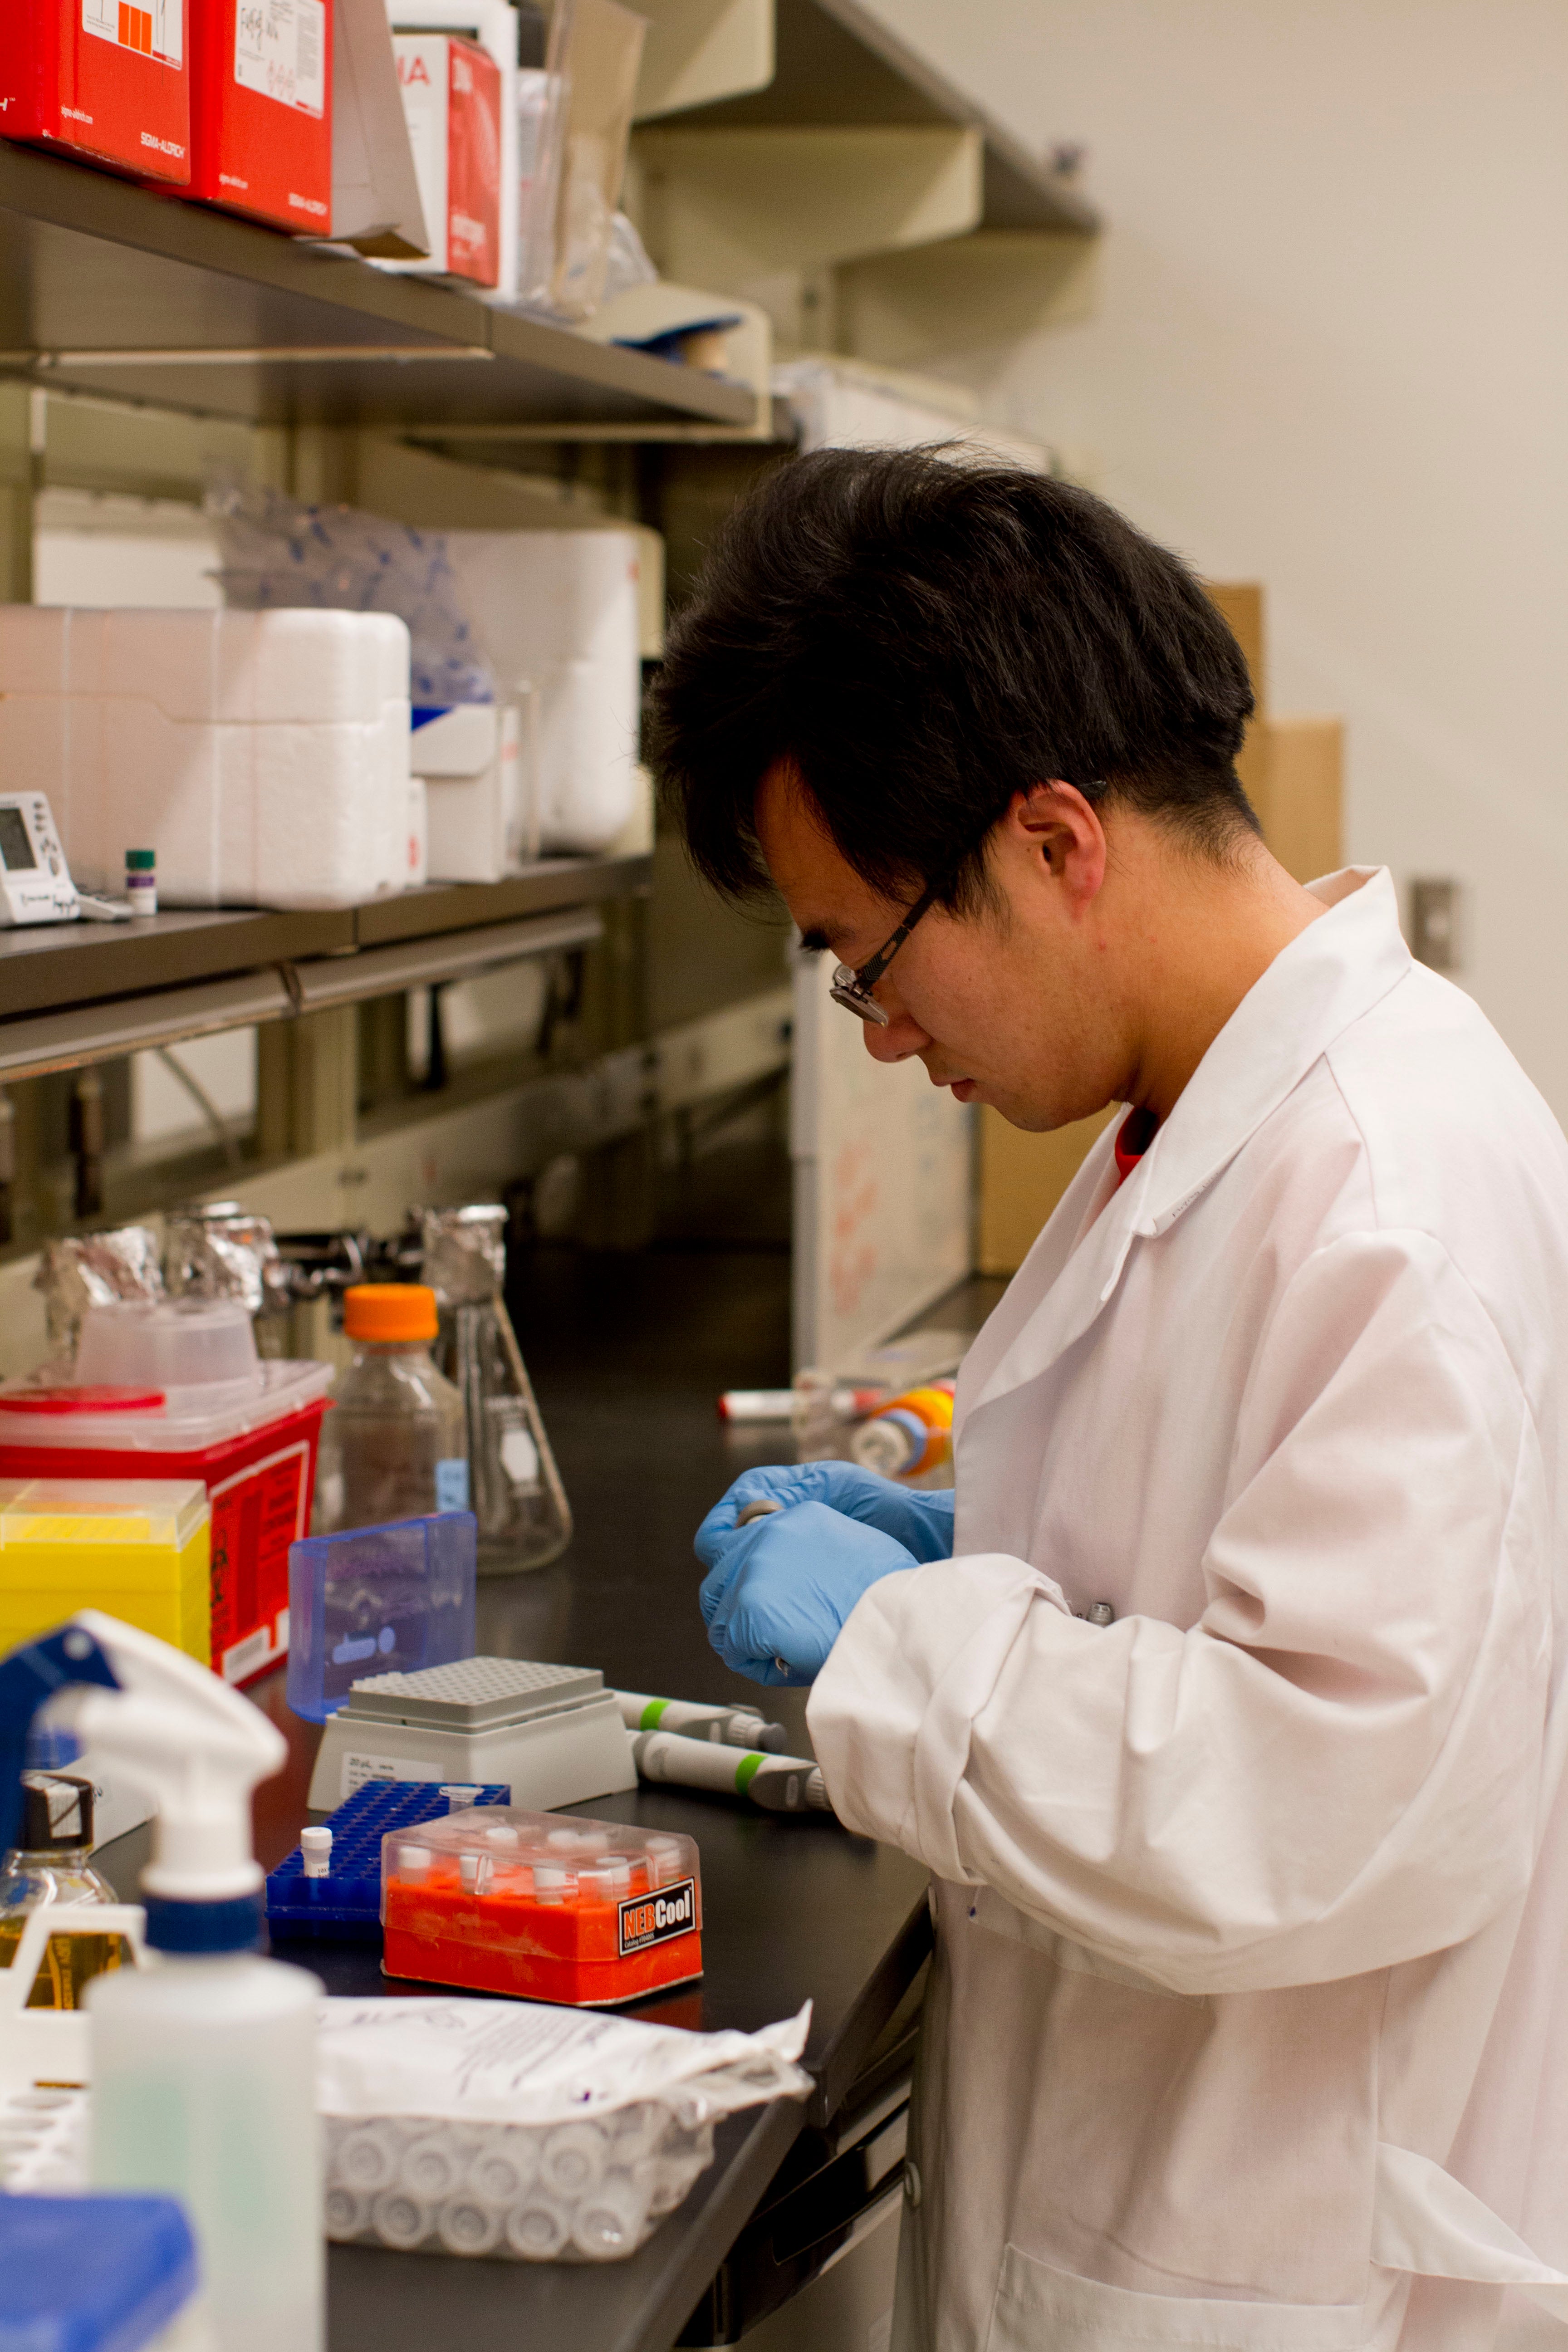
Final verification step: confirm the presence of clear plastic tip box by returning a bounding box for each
[381,1807,701,2007]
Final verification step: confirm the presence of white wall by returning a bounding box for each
[862,0,1568,1119]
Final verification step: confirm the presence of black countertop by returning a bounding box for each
[99,1230,946,2352]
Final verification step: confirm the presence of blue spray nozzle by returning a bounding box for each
[0,1622,120,1857]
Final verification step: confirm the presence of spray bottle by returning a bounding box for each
[1,1611,322,2352]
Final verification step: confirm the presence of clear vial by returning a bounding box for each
[314,1284,468,1533]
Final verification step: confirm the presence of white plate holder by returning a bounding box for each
[0,1899,149,2094]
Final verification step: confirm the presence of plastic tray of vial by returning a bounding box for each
[380,1806,702,2006]
[266,1781,510,1942]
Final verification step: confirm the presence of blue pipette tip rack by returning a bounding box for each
[265,1779,509,1942]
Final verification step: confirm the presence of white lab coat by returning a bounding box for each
[808,868,1568,2352]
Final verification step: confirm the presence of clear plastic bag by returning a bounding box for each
[208,485,494,708]
[317,1997,812,2263]
[517,0,646,322]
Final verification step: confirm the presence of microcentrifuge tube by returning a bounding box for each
[300,1827,332,1878]
[505,2193,572,2260]
[324,2186,371,2239]
[336,2121,403,2193]
[400,2132,465,2200]
[467,2131,539,2206]
[610,2103,664,2165]
[437,2195,504,2257]
[540,2120,608,2199]
[571,2171,652,2259]
[372,2190,435,2251]
[441,1785,482,1813]
[398,1845,431,1881]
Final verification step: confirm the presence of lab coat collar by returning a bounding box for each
[971,867,1412,1414]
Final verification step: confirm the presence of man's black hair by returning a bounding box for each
[647,446,1258,915]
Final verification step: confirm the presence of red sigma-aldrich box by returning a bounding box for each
[0,1362,332,1685]
[188,0,332,231]
[0,0,190,181]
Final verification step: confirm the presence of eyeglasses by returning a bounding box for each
[828,873,948,1028]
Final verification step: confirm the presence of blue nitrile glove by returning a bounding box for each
[697,1499,916,1687]
[696,1460,955,1571]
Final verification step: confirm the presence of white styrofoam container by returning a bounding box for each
[0,608,413,910]
[443,533,640,857]
[412,699,530,883]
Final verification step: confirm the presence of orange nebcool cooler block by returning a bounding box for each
[382,1808,702,2007]
[0,0,190,180]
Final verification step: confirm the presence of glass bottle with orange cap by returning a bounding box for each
[314,1284,469,1535]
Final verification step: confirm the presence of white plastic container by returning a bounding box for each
[55,1614,324,2352]
[443,531,640,855]
[92,1952,322,2352]
[0,608,413,909]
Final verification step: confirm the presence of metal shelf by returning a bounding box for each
[0,144,756,431]
[651,0,1100,236]
[0,855,652,1083]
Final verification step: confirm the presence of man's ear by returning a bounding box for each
[996,782,1108,912]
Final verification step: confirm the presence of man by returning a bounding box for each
[648,449,1568,2351]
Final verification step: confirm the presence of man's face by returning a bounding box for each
[754,763,1131,1132]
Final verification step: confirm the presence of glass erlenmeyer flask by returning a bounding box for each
[421,1204,573,1574]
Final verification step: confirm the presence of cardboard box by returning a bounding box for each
[978,1106,1114,1279]
[1204,580,1268,811]
[189,0,332,230]
[1257,715,1343,885]
[0,0,190,180]
[392,30,500,285]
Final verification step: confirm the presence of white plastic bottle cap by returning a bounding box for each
[533,1866,570,1904]
[398,1845,432,1878]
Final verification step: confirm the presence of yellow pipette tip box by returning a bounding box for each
[0,1479,211,1666]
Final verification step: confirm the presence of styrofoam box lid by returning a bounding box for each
[0,1478,209,1547]
[341,1656,604,1730]
[0,608,410,725]
[0,1360,333,1450]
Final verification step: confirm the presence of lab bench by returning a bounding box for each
[95,1234,943,2351]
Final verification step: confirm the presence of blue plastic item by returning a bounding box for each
[0,2192,195,2352]
[285,1511,477,1724]
[265,1778,509,1942]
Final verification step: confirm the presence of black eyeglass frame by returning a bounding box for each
[827,873,949,1027]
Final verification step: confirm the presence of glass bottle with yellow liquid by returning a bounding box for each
[0,1770,126,2008]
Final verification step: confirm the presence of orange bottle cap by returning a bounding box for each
[343,1284,439,1344]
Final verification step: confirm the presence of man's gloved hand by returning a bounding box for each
[696,1499,916,1686]
[697,1460,955,1568]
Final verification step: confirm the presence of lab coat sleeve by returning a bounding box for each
[807,1230,1551,1996]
